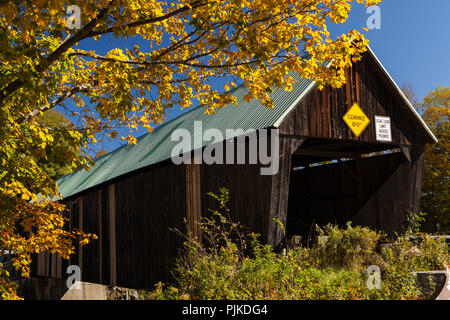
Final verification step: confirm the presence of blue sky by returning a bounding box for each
[330,0,450,100]
[74,1,450,154]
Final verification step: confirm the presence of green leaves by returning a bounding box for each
[419,86,450,233]
[152,199,447,300]
[0,0,381,298]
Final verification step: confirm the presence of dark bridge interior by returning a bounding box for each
[286,137,407,240]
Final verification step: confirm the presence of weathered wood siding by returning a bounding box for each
[186,163,202,240]
[35,163,188,289]
[267,137,304,246]
[29,53,431,290]
[200,162,273,241]
[113,163,186,289]
[278,52,428,147]
[351,145,425,234]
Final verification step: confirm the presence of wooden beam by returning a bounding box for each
[108,184,116,286]
[354,153,363,207]
[78,196,83,280]
[267,138,305,247]
[57,254,62,279]
[97,189,103,284]
[36,252,46,277]
[185,164,201,241]
[400,145,411,163]
[293,148,356,159]
[51,253,56,278]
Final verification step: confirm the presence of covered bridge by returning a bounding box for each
[31,47,437,289]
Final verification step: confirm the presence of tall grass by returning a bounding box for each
[150,188,448,300]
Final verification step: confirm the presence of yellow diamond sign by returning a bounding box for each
[343,103,370,137]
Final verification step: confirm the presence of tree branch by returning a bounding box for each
[67,51,261,69]
[0,1,114,104]
[18,84,90,124]
[84,1,210,38]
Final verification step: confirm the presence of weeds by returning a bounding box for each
[150,188,449,300]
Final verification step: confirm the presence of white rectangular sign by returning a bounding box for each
[375,116,392,142]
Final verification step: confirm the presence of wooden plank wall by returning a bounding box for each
[108,184,116,286]
[199,138,274,243]
[81,191,100,283]
[352,145,425,234]
[200,163,273,241]
[267,137,305,246]
[278,52,427,147]
[185,164,201,240]
[32,162,187,289]
[114,163,186,289]
[32,197,81,280]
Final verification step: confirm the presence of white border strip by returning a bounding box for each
[367,46,437,143]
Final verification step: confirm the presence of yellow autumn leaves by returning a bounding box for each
[0,0,380,299]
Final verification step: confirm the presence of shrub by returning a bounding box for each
[312,222,383,270]
[381,234,448,271]
[150,188,449,300]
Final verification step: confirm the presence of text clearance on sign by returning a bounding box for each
[343,103,370,137]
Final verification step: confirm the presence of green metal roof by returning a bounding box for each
[55,47,439,199]
[56,73,316,199]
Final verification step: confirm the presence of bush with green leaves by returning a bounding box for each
[149,188,449,300]
[312,222,384,270]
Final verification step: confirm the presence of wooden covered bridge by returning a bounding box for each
[31,47,437,290]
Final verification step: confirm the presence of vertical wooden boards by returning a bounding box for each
[200,162,273,242]
[185,164,201,241]
[78,196,83,280]
[351,145,425,235]
[114,163,186,289]
[277,52,428,148]
[108,183,116,286]
[199,138,274,243]
[31,163,187,288]
[98,189,103,284]
[352,163,410,234]
[50,254,56,278]
[81,192,101,283]
[267,138,305,247]
[409,143,426,215]
[36,252,48,277]
[99,185,110,285]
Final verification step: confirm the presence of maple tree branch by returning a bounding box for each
[0,1,214,105]
[68,51,262,69]
[0,1,114,104]
[18,84,90,125]
[84,1,210,38]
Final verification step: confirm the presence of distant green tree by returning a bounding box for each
[402,84,449,234]
[418,86,450,233]
[35,109,83,180]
